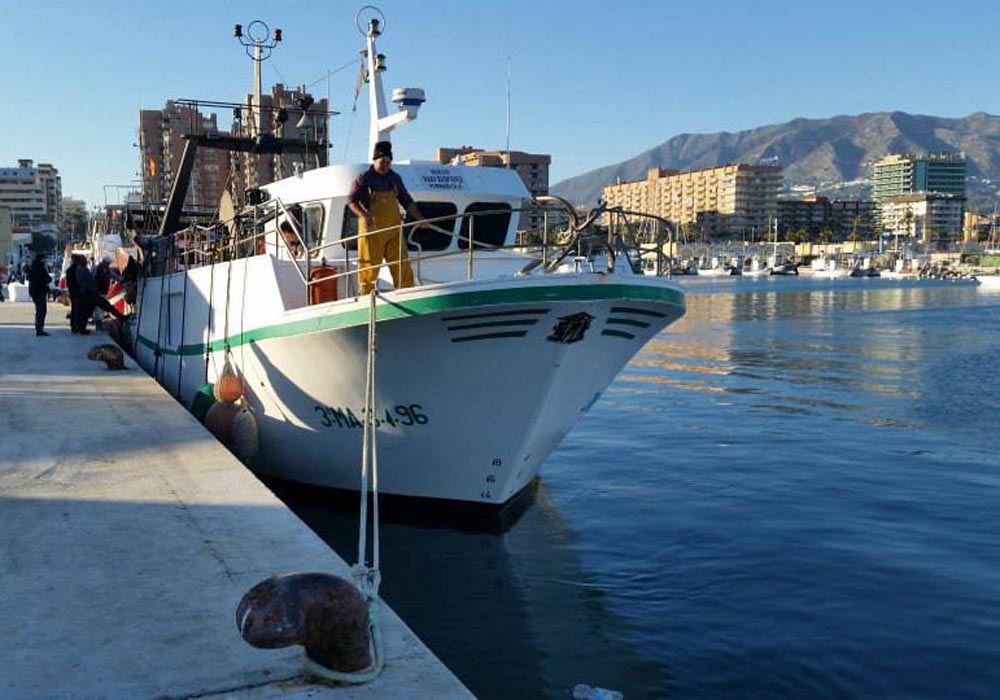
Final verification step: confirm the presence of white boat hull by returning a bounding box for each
[696,267,731,277]
[129,259,685,504]
[810,268,852,279]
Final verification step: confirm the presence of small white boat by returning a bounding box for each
[805,256,851,279]
[975,274,1000,289]
[696,256,735,277]
[740,257,770,277]
[879,258,917,280]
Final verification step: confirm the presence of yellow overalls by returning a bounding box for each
[358,189,415,294]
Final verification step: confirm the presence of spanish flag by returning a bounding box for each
[149,156,157,177]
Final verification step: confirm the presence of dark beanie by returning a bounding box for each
[373,141,393,160]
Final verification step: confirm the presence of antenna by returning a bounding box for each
[505,55,511,168]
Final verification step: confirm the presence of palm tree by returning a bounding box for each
[900,208,914,237]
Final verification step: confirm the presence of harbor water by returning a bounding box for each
[275,277,1000,699]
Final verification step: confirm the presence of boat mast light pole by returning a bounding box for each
[357,6,425,155]
[234,20,282,138]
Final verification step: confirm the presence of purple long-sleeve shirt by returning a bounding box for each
[347,167,414,211]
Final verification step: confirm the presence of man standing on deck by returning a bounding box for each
[346,141,425,294]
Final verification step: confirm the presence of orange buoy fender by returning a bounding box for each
[214,356,245,403]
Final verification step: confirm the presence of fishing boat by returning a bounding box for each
[879,257,918,280]
[740,255,769,277]
[803,254,851,279]
[696,255,735,277]
[764,219,797,275]
[975,273,1000,289]
[124,12,686,506]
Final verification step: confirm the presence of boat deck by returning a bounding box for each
[0,301,473,699]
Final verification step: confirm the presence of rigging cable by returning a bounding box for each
[133,263,147,366]
[220,229,236,378]
[175,265,189,399]
[342,58,365,164]
[204,247,216,383]
[152,239,170,382]
[238,214,250,386]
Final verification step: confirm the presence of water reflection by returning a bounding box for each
[625,281,992,429]
[268,479,671,699]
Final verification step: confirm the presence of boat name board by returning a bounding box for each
[315,403,429,429]
[419,168,466,190]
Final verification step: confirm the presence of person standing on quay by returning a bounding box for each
[66,254,90,335]
[92,256,112,330]
[27,254,52,336]
[75,256,97,334]
[347,140,426,294]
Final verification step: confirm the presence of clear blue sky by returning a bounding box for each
[5,0,1000,209]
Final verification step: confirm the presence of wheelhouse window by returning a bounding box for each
[458,202,512,250]
[302,204,325,257]
[284,203,325,256]
[406,202,456,251]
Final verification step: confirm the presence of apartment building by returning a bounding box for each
[829,199,877,239]
[871,153,966,242]
[871,153,966,201]
[879,193,965,248]
[435,147,551,230]
[235,84,330,195]
[778,195,876,238]
[0,159,62,238]
[603,164,782,238]
[777,195,829,235]
[139,85,328,212]
[139,102,231,212]
[0,206,12,265]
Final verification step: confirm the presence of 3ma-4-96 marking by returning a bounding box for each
[314,404,429,429]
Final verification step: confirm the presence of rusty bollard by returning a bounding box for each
[236,573,372,673]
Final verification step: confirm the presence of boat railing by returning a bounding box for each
[148,196,675,301]
[602,206,677,277]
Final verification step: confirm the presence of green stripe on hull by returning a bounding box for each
[135,282,684,357]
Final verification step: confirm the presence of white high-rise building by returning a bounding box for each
[0,159,63,239]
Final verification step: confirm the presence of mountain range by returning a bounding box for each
[551,111,1000,211]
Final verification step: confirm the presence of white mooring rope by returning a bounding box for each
[309,289,385,684]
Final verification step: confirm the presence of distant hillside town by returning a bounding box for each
[601,151,987,248]
[554,111,1000,247]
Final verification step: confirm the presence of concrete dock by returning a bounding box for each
[0,301,474,699]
